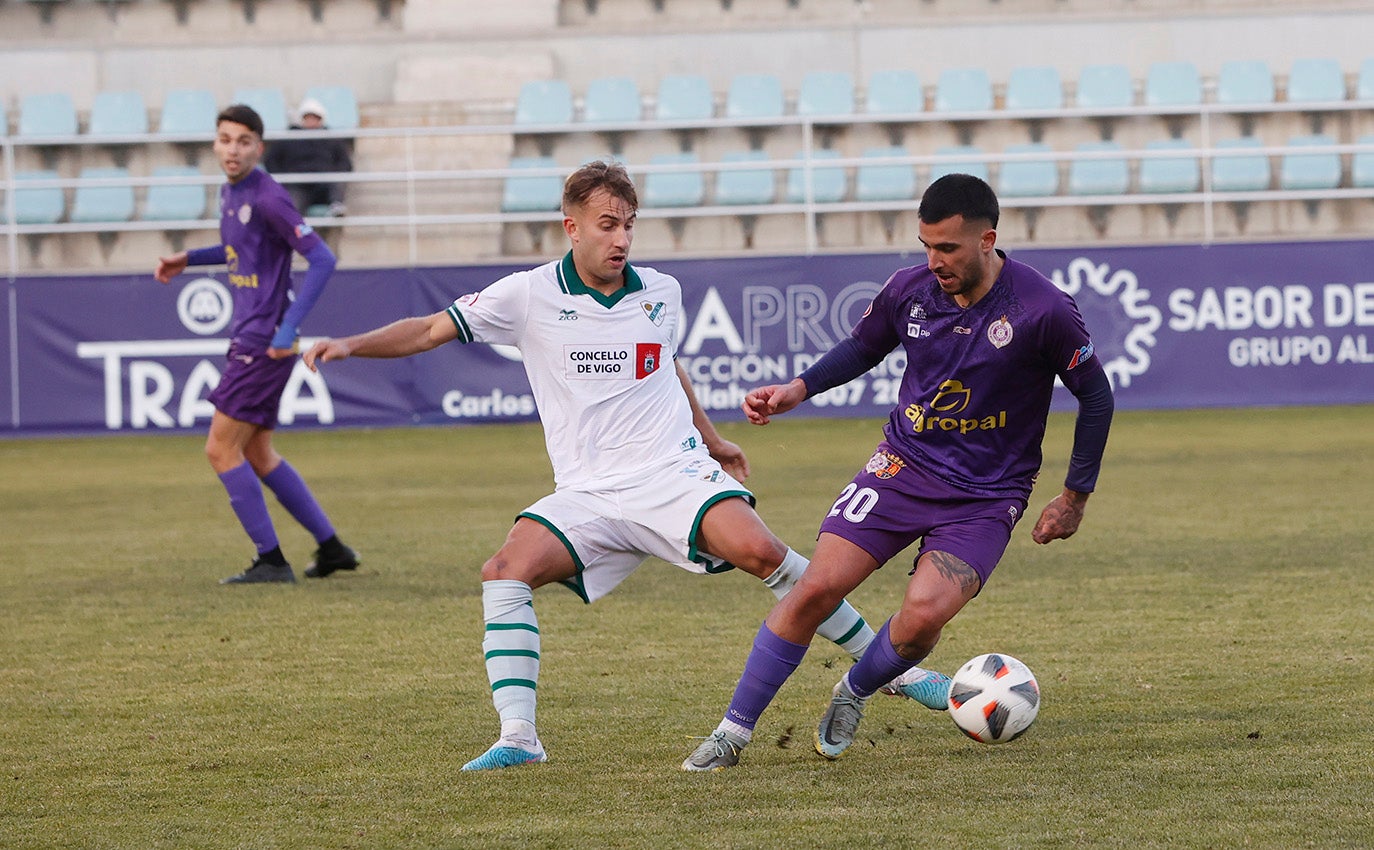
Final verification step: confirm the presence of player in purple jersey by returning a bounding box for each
[683,174,1114,770]
[154,104,358,585]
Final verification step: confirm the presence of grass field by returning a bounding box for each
[3,405,1372,849]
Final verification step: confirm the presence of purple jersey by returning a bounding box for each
[216,168,321,348]
[853,253,1103,498]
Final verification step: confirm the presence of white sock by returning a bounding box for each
[481,579,540,748]
[763,548,875,661]
[717,719,754,745]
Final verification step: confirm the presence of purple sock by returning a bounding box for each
[723,624,809,731]
[218,462,279,554]
[261,461,334,543]
[847,619,920,698]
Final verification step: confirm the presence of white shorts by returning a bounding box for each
[518,454,753,603]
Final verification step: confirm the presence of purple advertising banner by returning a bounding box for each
[4,240,1372,436]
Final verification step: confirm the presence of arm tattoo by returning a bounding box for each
[917,550,982,595]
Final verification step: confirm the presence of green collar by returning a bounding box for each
[556,251,643,308]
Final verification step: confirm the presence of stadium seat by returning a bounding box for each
[798,71,856,117]
[1216,60,1276,136]
[70,167,135,223]
[1138,139,1201,194]
[515,80,574,155]
[158,88,218,137]
[1005,66,1064,111]
[230,87,289,134]
[303,85,360,131]
[500,156,562,213]
[0,102,8,136]
[1351,135,1374,188]
[864,69,923,145]
[1286,58,1346,103]
[1075,64,1134,109]
[654,74,714,122]
[856,146,915,202]
[1067,141,1129,196]
[654,74,714,152]
[88,90,149,137]
[1211,137,1271,192]
[19,92,78,137]
[715,150,776,247]
[1279,134,1342,190]
[930,145,988,183]
[934,67,993,113]
[1145,61,1202,107]
[997,143,1058,198]
[643,152,705,208]
[1358,58,1374,101]
[785,148,847,205]
[583,77,641,124]
[715,150,775,206]
[725,73,784,149]
[143,166,209,221]
[3,170,64,225]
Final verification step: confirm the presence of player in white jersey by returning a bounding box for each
[303,161,939,771]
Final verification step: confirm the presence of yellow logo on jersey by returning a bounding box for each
[903,379,1006,435]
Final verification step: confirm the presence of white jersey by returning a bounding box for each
[446,253,706,491]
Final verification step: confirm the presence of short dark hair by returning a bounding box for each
[918,173,1000,229]
[216,104,265,139]
[562,160,638,215]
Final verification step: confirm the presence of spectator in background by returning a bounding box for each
[264,97,353,217]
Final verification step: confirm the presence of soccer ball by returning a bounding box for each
[947,653,1041,744]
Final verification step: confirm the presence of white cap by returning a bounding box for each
[297,97,328,124]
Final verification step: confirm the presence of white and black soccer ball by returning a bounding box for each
[947,653,1041,744]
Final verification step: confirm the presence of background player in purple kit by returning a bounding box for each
[154,104,358,585]
[683,173,1114,770]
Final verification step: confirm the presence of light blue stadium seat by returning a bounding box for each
[1286,58,1346,103]
[654,74,714,121]
[798,71,855,117]
[19,92,78,137]
[1211,137,1271,192]
[997,143,1058,198]
[1217,60,1276,105]
[786,149,846,204]
[1005,66,1063,111]
[158,88,218,136]
[500,156,562,213]
[930,145,988,183]
[864,69,923,145]
[1280,134,1342,190]
[303,85,360,131]
[856,146,915,202]
[515,80,573,156]
[643,152,705,208]
[1138,139,1200,194]
[715,150,775,206]
[88,90,149,137]
[934,67,993,113]
[725,73,785,121]
[70,167,135,223]
[1075,64,1134,109]
[583,77,642,124]
[144,166,209,221]
[1145,61,1202,107]
[1351,135,1374,188]
[1068,141,1129,195]
[1358,59,1374,101]
[230,87,288,134]
[3,170,64,224]
[865,69,923,115]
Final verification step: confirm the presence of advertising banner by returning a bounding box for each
[3,240,1372,436]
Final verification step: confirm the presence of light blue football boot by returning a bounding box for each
[461,740,548,771]
[882,666,953,711]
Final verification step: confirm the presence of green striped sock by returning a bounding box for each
[481,580,540,734]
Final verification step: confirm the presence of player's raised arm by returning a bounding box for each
[303,311,459,371]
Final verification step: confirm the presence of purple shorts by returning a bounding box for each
[816,442,1028,589]
[207,340,295,428]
